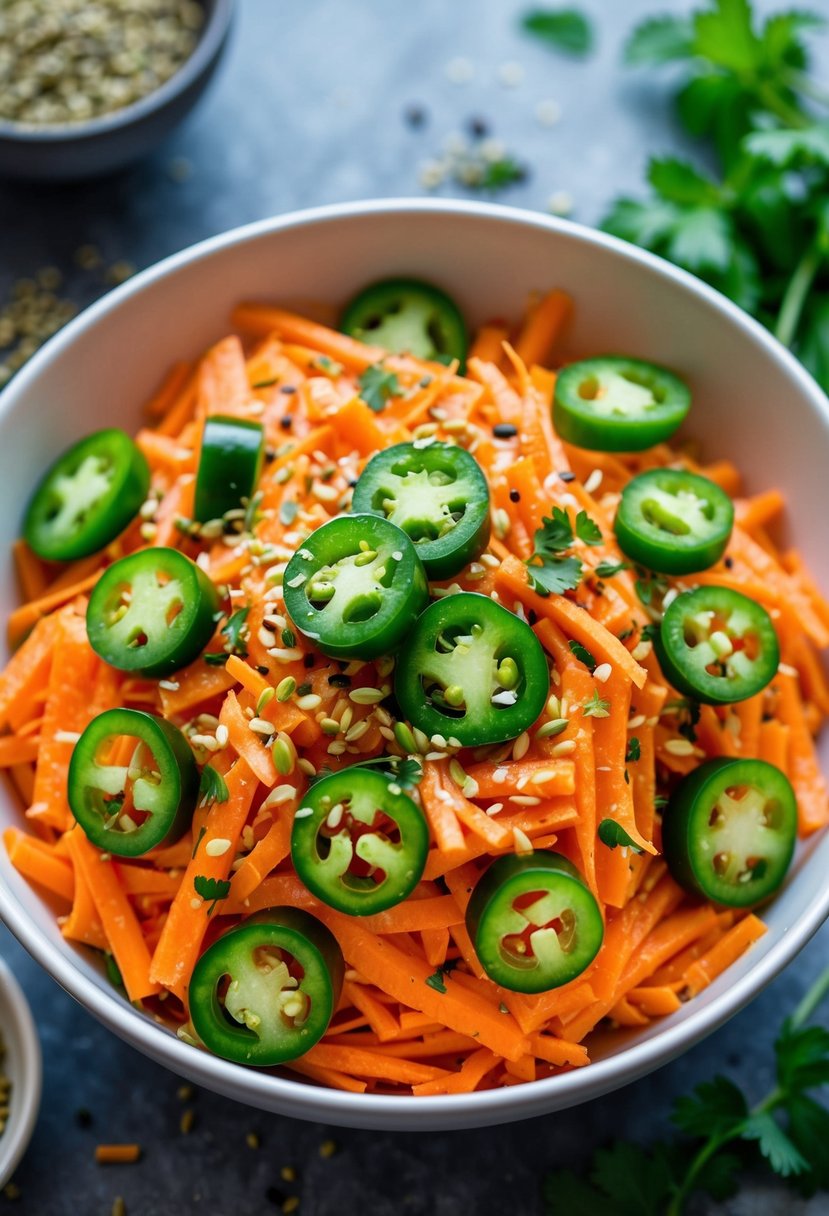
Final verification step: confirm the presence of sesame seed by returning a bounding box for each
[583,469,603,495]
[513,827,533,855]
[512,732,530,760]
[215,724,229,748]
[664,738,695,756]
[349,687,385,705]
[294,807,314,819]
[445,56,474,83]
[551,740,576,757]
[296,693,322,711]
[205,838,231,858]
[249,717,275,736]
[631,640,653,661]
[319,1139,338,1159]
[627,714,646,730]
[54,729,81,744]
[593,663,612,683]
[535,98,562,127]
[547,190,574,217]
[508,795,541,806]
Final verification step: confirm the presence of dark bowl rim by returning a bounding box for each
[0,0,234,146]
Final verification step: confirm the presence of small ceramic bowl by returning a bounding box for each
[0,0,234,182]
[1,200,828,1130]
[0,955,41,1187]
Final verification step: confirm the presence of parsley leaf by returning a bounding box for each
[568,640,596,671]
[625,737,641,763]
[358,364,403,413]
[193,874,231,914]
[425,969,447,994]
[521,8,593,56]
[480,157,527,190]
[625,15,694,64]
[534,508,574,555]
[582,689,611,718]
[746,123,829,169]
[526,556,584,597]
[198,765,229,807]
[742,1112,809,1177]
[598,820,643,852]
[574,510,603,546]
[775,1022,829,1091]
[648,156,722,206]
[672,1076,748,1139]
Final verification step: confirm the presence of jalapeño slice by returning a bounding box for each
[68,708,199,857]
[189,908,344,1066]
[655,585,779,704]
[23,428,150,561]
[351,441,490,579]
[662,758,797,908]
[466,851,604,993]
[282,514,428,661]
[340,277,468,367]
[615,469,734,575]
[394,592,550,747]
[87,547,220,678]
[553,356,691,452]
[291,767,429,915]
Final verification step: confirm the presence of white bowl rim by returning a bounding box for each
[2,196,829,1124]
[0,955,41,1185]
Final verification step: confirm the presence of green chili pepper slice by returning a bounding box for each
[340,277,468,367]
[615,469,734,575]
[655,586,779,705]
[87,547,220,678]
[291,767,429,915]
[553,356,691,452]
[351,442,490,580]
[23,428,150,561]
[662,758,797,908]
[394,592,550,747]
[189,907,344,1066]
[282,514,428,661]
[466,851,604,993]
[68,708,199,857]
[193,415,265,524]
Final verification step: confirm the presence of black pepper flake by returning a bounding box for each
[257,665,270,676]
[75,1108,93,1128]
[280,385,297,395]
[468,115,490,139]
[558,470,576,482]
[528,609,538,626]
[347,478,359,488]
[328,674,351,688]
[493,423,517,439]
[264,447,277,463]
[509,489,521,503]
[280,416,293,430]
[265,1186,287,1206]
[303,653,315,669]
[724,556,734,569]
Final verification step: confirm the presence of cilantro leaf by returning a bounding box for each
[358,363,404,413]
[198,765,229,807]
[693,0,761,74]
[595,559,629,578]
[775,1022,829,1091]
[742,1112,809,1177]
[191,825,207,858]
[598,819,642,852]
[648,156,722,206]
[672,1075,748,1139]
[521,8,593,56]
[745,123,829,168]
[667,206,733,273]
[534,508,574,555]
[350,754,423,790]
[625,15,694,65]
[582,689,611,718]
[480,157,527,190]
[526,556,584,598]
[222,606,250,658]
[193,874,231,914]
[574,510,603,546]
[693,1150,742,1200]
[425,969,447,994]
[589,1142,675,1216]
[568,640,596,671]
[542,1169,616,1216]
[626,737,641,763]
[603,197,679,250]
[788,1095,829,1194]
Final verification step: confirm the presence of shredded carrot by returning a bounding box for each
[2,284,825,1099]
[94,1144,142,1165]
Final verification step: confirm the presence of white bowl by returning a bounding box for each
[0,955,41,1185]
[1,200,828,1131]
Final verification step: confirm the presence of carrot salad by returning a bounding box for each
[1,279,828,1097]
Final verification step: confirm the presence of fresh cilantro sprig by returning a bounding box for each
[543,964,829,1213]
[582,689,611,718]
[193,874,231,915]
[358,364,404,413]
[604,0,829,391]
[198,764,229,808]
[525,507,603,597]
[598,820,643,852]
[521,8,594,56]
[204,606,250,666]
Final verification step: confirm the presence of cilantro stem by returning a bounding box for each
[784,70,829,112]
[756,83,809,130]
[789,963,829,1028]
[775,236,824,349]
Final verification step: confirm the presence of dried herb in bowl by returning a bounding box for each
[0,0,205,128]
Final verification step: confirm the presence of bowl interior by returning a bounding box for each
[1,201,828,1130]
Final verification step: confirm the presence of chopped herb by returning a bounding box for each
[222,606,250,658]
[525,508,602,597]
[625,737,641,763]
[281,628,296,648]
[312,355,344,377]
[354,755,423,790]
[598,819,643,851]
[535,507,575,555]
[194,874,231,915]
[203,652,229,666]
[425,969,448,993]
[575,510,603,546]
[104,953,124,989]
[279,500,298,526]
[357,363,404,413]
[191,825,207,858]
[252,376,279,389]
[522,7,594,56]
[296,682,312,696]
[582,689,611,718]
[595,559,630,578]
[527,556,584,598]
[327,674,351,688]
[198,765,229,808]
[480,156,527,189]
[568,640,596,671]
